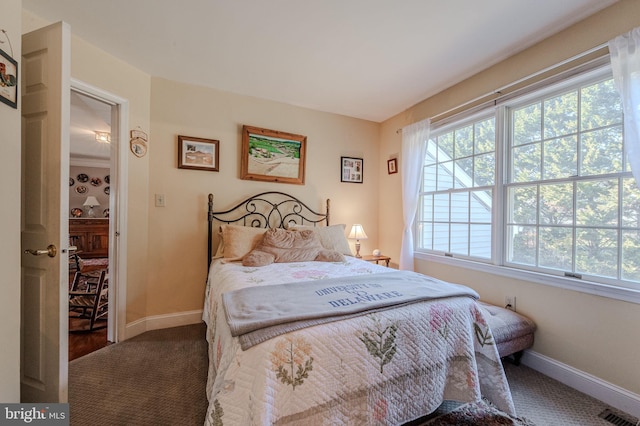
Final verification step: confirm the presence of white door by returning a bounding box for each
[21,21,71,403]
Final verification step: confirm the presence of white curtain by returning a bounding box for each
[399,118,430,270]
[609,27,640,190]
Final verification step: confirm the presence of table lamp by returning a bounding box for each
[348,224,368,258]
[83,196,100,218]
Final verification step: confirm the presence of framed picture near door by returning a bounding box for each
[177,135,220,172]
[0,48,18,109]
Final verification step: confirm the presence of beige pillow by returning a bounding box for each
[289,224,353,256]
[212,240,224,259]
[211,228,225,259]
[242,228,345,267]
[220,225,268,261]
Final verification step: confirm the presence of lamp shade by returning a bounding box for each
[348,224,368,240]
[83,196,100,207]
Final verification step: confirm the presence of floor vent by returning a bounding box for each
[598,409,637,426]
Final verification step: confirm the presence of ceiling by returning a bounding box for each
[70,91,111,161]
[24,0,617,123]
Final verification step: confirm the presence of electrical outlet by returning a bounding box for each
[505,296,516,312]
[155,194,166,207]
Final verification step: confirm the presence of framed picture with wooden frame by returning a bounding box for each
[177,135,220,171]
[341,156,363,183]
[387,158,398,174]
[241,125,306,185]
[0,48,18,109]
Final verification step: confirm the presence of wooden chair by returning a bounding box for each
[69,251,83,273]
[69,269,108,332]
[68,236,83,273]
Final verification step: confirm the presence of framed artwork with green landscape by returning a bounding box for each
[241,125,307,185]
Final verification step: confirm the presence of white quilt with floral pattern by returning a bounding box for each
[203,257,514,425]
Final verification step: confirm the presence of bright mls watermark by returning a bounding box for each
[1,404,69,425]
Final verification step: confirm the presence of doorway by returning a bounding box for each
[68,81,129,359]
[68,89,112,360]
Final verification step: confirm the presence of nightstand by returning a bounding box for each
[361,254,391,267]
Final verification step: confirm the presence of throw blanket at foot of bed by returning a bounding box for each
[222,270,479,349]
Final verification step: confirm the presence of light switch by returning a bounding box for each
[155,194,166,207]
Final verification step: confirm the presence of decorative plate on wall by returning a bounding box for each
[90,177,102,186]
[130,138,147,158]
[77,173,88,183]
[75,185,87,194]
[104,186,110,195]
[104,175,110,184]
[103,208,110,218]
[71,208,83,218]
[69,177,75,186]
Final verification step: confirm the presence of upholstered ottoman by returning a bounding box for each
[478,301,536,365]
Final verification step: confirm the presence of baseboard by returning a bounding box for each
[522,350,640,420]
[124,309,203,340]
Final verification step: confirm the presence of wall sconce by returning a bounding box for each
[348,224,368,258]
[95,131,111,143]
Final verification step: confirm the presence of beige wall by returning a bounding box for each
[379,0,640,395]
[68,31,152,325]
[23,10,153,324]
[147,78,380,316]
[20,10,380,326]
[0,0,22,403]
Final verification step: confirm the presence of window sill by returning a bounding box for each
[414,252,640,305]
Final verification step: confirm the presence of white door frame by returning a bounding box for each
[70,79,128,343]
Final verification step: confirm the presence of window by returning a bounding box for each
[417,65,640,293]
[417,115,495,259]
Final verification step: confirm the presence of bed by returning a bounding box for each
[203,192,515,425]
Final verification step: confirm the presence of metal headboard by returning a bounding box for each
[207,192,330,269]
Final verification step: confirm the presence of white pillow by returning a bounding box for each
[289,224,353,256]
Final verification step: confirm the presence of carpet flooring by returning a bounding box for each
[69,323,638,426]
[69,324,208,426]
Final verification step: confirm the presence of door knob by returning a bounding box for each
[24,244,57,258]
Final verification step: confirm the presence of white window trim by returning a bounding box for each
[415,251,640,304]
